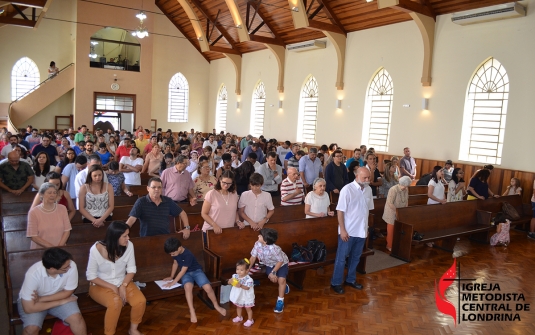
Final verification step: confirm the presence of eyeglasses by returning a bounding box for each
[220,181,233,186]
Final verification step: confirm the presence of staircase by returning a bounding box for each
[8,63,75,132]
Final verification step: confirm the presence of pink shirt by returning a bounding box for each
[238,190,274,225]
[202,189,239,232]
[161,167,194,202]
[27,204,72,249]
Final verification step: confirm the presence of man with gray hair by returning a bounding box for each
[331,167,374,294]
[161,154,197,206]
[299,147,323,190]
[240,134,252,151]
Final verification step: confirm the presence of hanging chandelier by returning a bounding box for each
[132,11,149,38]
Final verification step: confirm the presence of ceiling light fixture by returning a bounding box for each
[132,10,149,39]
[292,6,299,12]
[366,0,373,2]
[236,24,242,29]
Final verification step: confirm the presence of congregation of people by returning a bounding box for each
[1,124,533,334]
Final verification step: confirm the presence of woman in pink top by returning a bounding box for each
[201,170,241,234]
[27,182,72,249]
[142,144,163,177]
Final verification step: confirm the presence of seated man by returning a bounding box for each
[126,177,191,238]
[18,248,87,335]
[280,167,304,206]
[0,151,34,195]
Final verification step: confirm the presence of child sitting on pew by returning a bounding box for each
[228,258,255,327]
[249,228,290,313]
[490,213,511,247]
[163,237,226,323]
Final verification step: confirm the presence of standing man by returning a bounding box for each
[18,248,87,335]
[400,147,417,180]
[61,155,88,201]
[284,143,301,171]
[0,151,35,195]
[325,150,348,194]
[188,128,195,141]
[119,147,144,188]
[365,152,383,198]
[299,147,323,191]
[276,141,291,168]
[280,167,304,206]
[160,155,197,206]
[115,137,133,163]
[241,142,264,164]
[134,132,149,156]
[202,134,218,152]
[257,152,283,197]
[74,125,92,144]
[331,167,374,294]
[240,135,252,152]
[345,148,362,169]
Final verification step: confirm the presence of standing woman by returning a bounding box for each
[382,176,411,251]
[467,169,498,200]
[142,144,163,177]
[193,160,217,201]
[79,165,115,227]
[108,135,118,157]
[427,166,447,204]
[31,172,76,221]
[32,152,51,191]
[390,156,401,179]
[201,170,242,235]
[55,148,77,173]
[27,183,71,249]
[447,168,467,202]
[86,221,146,335]
[379,162,399,198]
[48,61,60,78]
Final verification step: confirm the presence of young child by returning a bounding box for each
[228,258,255,327]
[490,213,511,246]
[249,228,290,313]
[502,177,522,196]
[163,237,226,322]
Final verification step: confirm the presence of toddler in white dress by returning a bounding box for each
[228,258,255,327]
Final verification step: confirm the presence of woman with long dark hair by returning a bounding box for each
[234,160,256,195]
[467,169,498,200]
[79,165,114,227]
[427,165,446,204]
[55,148,77,174]
[201,170,241,234]
[447,168,467,202]
[32,151,51,191]
[87,221,146,335]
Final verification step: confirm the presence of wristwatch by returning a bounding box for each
[184,226,190,230]
[271,270,277,276]
[264,217,269,223]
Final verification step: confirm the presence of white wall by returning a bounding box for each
[210,2,535,171]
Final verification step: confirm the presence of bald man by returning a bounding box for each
[280,167,304,206]
[331,167,373,294]
[0,151,35,195]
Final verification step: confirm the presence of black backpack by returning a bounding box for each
[307,239,326,263]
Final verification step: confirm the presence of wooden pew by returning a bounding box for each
[370,194,430,234]
[408,186,428,195]
[475,195,532,230]
[204,217,374,290]
[0,191,37,203]
[391,201,492,262]
[5,231,218,334]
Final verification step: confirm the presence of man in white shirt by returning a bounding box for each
[202,134,218,151]
[119,147,144,187]
[276,141,291,167]
[331,167,374,294]
[74,154,108,208]
[18,248,87,335]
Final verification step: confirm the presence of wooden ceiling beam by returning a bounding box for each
[377,0,435,20]
[316,0,346,34]
[0,16,34,27]
[249,34,284,46]
[308,19,344,35]
[10,0,45,8]
[189,0,240,49]
[176,0,211,52]
[209,45,241,55]
[249,1,283,41]
[12,4,29,20]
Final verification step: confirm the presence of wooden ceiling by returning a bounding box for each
[0,0,50,28]
[157,0,515,62]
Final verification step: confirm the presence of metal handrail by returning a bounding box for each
[8,62,75,133]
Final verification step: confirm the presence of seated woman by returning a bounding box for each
[79,165,115,227]
[193,159,217,201]
[467,169,498,200]
[32,151,51,191]
[31,172,76,221]
[234,160,255,196]
[215,153,235,179]
[27,182,71,249]
[427,165,447,204]
[201,170,241,234]
[87,221,146,335]
[502,177,522,196]
[107,161,132,197]
[142,143,163,177]
[379,162,399,198]
[447,168,466,202]
[382,176,411,251]
[238,173,275,230]
[54,148,76,174]
[304,178,334,219]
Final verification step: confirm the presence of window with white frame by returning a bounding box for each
[459,58,509,165]
[11,57,40,101]
[250,81,266,137]
[168,73,189,122]
[361,68,394,152]
[297,76,319,143]
[215,85,228,132]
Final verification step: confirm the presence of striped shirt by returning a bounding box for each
[287,156,300,171]
[280,177,304,206]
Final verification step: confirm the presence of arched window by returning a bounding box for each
[168,73,189,122]
[250,81,266,137]
[361,68,394,152]
[297,76,319,143]
[459,58,509,165]
[215,85,228,132]
[11,57,40,101]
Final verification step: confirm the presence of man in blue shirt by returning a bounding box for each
[241,142,264,164]
[345,148,362,169]
[298,147,323,189]
[31,135,58,166]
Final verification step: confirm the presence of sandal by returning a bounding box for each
[232,316,243,323]
[243,319,254,327]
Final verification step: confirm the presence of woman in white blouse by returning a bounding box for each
[86,221,146,335]
[427,166,447,205]
[304,178,334,218]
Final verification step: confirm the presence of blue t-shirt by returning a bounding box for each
[284,151,294,161]
[172,248,203,272]
[96,151,112,165]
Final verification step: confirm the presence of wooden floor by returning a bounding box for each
[38,230,535,335]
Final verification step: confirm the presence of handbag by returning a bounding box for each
[412,231,424,241]
[502,202,520,220]
[307,239,327,262]
[290,243,313,262]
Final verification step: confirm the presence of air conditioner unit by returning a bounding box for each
[452,2,526,25]
[287,40,326,52]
